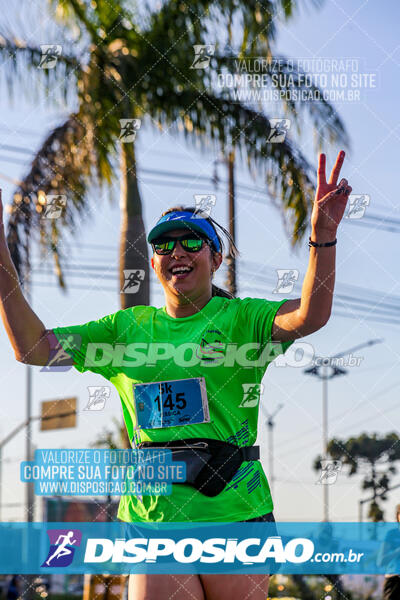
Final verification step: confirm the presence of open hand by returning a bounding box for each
[311,151,352,240]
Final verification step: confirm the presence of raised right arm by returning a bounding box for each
[0,190,50,365]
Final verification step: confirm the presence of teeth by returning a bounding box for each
[172,267,192,274]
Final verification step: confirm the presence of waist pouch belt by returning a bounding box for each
[137,438,260,497]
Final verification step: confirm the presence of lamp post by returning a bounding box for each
[0,411,76,520]
[304,338,384,521]
[263,404,283,495]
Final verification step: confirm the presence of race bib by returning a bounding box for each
[133,377,210,429]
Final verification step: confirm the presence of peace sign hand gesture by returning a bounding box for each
[310,150,352,242]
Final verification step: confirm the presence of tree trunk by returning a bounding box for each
[225,148,236,296]
[119,142,149,309]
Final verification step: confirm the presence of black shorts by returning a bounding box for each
[241,511,277,538]
[241,511,275,523]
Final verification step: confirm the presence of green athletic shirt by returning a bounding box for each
[52,296,294,522]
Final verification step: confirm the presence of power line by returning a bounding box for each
[33,252,400,313]
[0,125,43,137]
[0,154,29,166]
[1,151,399,232]
[240,277,400,317]
[0,134,399,221]
[0,144,33,155]
[275,381,400,461]
[30,261,400,325]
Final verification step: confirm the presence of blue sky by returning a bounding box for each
[0,0,399,522]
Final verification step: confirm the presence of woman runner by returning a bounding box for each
[0,151,351,599]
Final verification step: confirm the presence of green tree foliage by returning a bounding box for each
[0,0,348,308]
[314,432,400,521]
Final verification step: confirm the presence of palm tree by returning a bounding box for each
[0,0,348,309]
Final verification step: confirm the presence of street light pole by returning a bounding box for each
[226,148,236,297]
[304,338,384,522]
[322,365,329,522]
[264,404,283,495]
[0,412,76,520]
[23,274,34,526]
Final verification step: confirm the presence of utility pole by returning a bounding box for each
[321,363,329,523]
[264,404,283,494]
[23,273,34,526]
[226,149,236,296]
[0,410,77,508]
[304,338,384,522]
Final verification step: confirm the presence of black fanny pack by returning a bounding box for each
[136,438,260,497]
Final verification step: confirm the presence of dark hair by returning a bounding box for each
[159,206,239,299]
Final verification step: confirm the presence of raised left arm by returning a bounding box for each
[272,150,352,342]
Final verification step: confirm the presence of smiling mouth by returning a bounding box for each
[170,266,194,277]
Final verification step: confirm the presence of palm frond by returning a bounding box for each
[139,87,346,243]
[6,114,104,287]
[0,34,82,104]
[48,0,138,44]
[3,0,349,294]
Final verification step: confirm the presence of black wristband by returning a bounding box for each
[308,236,337,248]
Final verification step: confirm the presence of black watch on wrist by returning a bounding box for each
[308,236,337,248]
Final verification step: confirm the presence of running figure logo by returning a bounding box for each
[85,386,111,411]
[344,194,370,219]
[267,119,291,143]
[239,384,264,408]
[41,529,82,567]
[192,194,216,218]
[190,45,215,69]
[316,460,342,485]
[119,119,141,143]
[38,45,62,69]
[42,195,67,219]
[273,269,299,294]
[41,333,81,372]
[121,269,145,294]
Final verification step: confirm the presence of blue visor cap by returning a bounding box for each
[147,210,221,252]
